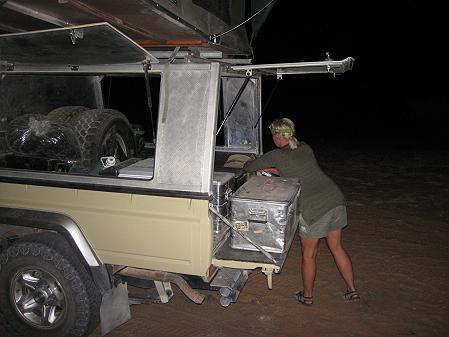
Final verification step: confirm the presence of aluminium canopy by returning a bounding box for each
[0,0,276,58]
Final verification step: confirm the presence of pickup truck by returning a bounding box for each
[0,19,353,337]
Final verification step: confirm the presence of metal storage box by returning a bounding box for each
[212,172,236,246]
[230,176,301,253]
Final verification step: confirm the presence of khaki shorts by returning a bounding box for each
[298,205,347,239]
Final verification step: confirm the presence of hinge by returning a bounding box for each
[0,61,14,71]
[69,28,84,45]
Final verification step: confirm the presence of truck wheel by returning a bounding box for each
[72,109,136,170]
[0,233,101,337]
[46,106,89,124]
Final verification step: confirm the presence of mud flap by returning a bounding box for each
[100,282,131,336]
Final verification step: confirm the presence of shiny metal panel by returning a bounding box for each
[154,63,219,193]
[218,76,261,154]
[0,0,261,56]
[3,1,72,27]
[0,63,146,74]
[0,23,158,68]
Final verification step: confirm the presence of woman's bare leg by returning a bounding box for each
[300,237,320,297]
[326,229,356,291]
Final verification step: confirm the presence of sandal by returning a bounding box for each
[295,291,313,306]
[344,290,361,302]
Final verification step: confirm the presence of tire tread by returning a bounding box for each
[0,233,100,337]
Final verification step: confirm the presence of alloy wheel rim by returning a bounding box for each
[100,126,129,162]
[10,267,67,329]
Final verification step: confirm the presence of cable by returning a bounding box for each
[254,78,281,128]
[210,0,277,43]
[216,75,251,136]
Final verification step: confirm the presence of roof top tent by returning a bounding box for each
[0,0,275,59]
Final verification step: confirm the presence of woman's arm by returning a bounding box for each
[243,149,280,173]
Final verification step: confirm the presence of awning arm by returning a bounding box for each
[231,57,355,77]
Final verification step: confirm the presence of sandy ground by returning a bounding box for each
[1,142,448,337]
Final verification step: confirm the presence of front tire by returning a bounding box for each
[0,233,100,337]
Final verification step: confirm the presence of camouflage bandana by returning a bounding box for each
[269,124,293,137]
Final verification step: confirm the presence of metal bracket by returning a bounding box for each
[69,28,84,45]
[262,267,275,289]
[209,34,221,45]
[142,59,152,71]
[324,52,337,77]
[233,220,249,231]
[168,46,180,64]
[0,61,14,71]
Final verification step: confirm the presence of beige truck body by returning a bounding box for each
[0,183,212,276]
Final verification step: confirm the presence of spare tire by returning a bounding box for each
[71,109,136,170]
[47,106,89,124]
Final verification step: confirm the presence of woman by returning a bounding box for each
[243,118,360,305]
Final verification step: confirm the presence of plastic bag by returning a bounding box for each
[6,114,81,161]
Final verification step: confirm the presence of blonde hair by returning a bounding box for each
[269,118,300,150]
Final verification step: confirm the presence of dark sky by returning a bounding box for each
[251,3,448,148]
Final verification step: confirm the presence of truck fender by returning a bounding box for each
[0,206,100,266]
[0,206,112,292]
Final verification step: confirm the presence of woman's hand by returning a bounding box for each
[258,167,280,176]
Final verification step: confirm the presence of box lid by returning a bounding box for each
[231,176,300,203]
[0,22,158,72]
[213,171,235,185]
